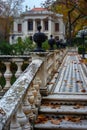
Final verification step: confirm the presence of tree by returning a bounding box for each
[0,0,25,42]
[43,0,87,45]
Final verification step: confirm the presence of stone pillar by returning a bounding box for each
[33,19,36,33]
[31,52,49,96]
[23,20,28,35]
[41,19,44,32]
[48,17,52,38]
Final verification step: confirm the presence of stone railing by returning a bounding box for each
[0,49,67,130]
[0,55,31,97]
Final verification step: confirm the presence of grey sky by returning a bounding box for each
[23,0,46,9]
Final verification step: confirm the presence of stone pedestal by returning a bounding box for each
[31,52,49,96]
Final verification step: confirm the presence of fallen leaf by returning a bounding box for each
[76,80,83,83]
[35,114,48,124]
[81,89,86,93]
[64,116,72,121]
[73,104,84,109]
[47,82,55,85]
[50,119,62,125]
[51,104,61,109]
[0,108,6,115]
[70,117,81,122]
[64,80,67,83]
[64,116,81,122]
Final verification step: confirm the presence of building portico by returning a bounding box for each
[10,7,65,44]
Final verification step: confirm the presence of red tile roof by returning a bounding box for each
[31,8,47,11]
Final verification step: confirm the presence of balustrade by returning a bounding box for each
[0,49,67,130]
[0,56,31,94]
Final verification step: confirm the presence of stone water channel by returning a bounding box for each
[54,51,87,93]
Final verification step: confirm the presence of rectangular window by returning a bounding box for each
[18,24,22,32]
[28,20,33,31]
[44,20,48,31]
[55,23,59,31]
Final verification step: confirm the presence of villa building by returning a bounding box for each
[9,7,65,44]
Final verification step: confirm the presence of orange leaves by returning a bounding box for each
[42,102,61,109]
[35,114,48,124]
[50,118,62,125]
[79,59,87,64]
[35,115,81,125]
[64,116,81,123]
[51,104,61,109]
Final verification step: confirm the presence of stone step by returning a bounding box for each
[34,115,87,130]
[39,104,87,116]
[42,94,87,105]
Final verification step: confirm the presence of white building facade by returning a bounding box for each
[9,8,65,44]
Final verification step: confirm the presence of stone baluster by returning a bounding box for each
[27,90,36,123]
[14,59,23,78]
[28,90,37,117]
[33,84,41,108]
[10,113,22,130]
[4,61,12,91]
[23,95,32,119]
[17,104,31,130]
[32,89,38,116]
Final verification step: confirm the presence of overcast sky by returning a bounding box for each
[23,0,46,9]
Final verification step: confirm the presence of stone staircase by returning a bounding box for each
[34,93,87,130]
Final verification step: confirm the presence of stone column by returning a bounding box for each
[48,17,52,38]
[41,19,44,32]
[23,20,28,35]
[33,19,36,33]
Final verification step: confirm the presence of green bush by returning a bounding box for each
[42,40,50,50]
[0,42,13,55]
[0,37,35,55]
[78,45,86,54]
